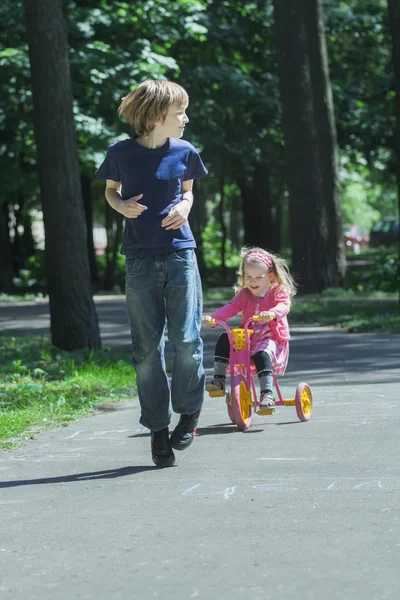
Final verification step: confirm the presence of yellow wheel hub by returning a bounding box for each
[301,386,312,417]
[239,381,252,423]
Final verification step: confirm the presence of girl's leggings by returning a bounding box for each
[214,332,274,392]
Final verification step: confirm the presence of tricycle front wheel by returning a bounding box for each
[230,374,252,431]
[226,393,236,424]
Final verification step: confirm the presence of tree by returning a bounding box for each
[24,0,101,350]
[273,0,346,293]
[2,0,395,292]
[325,1,397,222]
[175,0,285,255]
[0,202,13,294]
[387,0,400,219]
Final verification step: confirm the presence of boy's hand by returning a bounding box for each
[202,315,216,328]
[161,200,190,230]
[259,311,276,322]
[118,194,147,218]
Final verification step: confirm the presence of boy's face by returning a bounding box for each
[156,102,189,138]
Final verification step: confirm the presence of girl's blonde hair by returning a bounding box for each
[234,246,297,298]
[118,79,189,136]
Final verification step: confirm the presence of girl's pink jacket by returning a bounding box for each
[211,286,291,342]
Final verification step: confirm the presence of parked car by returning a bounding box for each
[343,224,370,254]
[369,217,399,248]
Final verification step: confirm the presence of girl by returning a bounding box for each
[202,247,296,409]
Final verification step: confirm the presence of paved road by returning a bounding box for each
[0,299,399,599]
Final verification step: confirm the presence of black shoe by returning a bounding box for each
[151,427,176,468]
[170,410,201,451]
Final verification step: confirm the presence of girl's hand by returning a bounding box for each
[202,315,216,328]
[259,311,276,322]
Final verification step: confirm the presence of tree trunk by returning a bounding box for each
[273,0,345,293]
[24,0,101,350]
[239,163,275,250]
[0,202,13,294]
[104,210,123,291]
[219,155,227,283]
[103,201,123,291]
[11,191,36,277]
[11,193,24,274]
[21,211,35,261]
[190,179,208,282]
[254,163,276,250]
[273,193,283,252]
[388,0,400,220]
[229,193,242,252]
[303,0,346,283]
[81,174,100,287]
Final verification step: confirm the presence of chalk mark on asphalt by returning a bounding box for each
[182,484,202,496]
[353,481,383,490]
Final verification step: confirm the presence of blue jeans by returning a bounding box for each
[125,249,204,432]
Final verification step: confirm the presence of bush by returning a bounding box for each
[95,253,126,292]
[345,249,398,293]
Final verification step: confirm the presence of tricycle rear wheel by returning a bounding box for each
[295,382,313,421]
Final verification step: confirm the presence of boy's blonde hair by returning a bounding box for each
[235,246,297,298]
[118,79,189,136]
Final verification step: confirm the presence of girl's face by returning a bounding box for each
[243,262,272,296]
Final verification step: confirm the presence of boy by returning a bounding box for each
[96,80,207,468]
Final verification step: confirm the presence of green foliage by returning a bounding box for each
[202,216,241,270]
[5,252,47,294]
[1,0,398,294]
[341,161,398,222]
[95,253,126,291]
[325,0,396,212]
[0,334,135,448]
[203,288,234,302]
[0,2,37,200]
[0,293,47,302]
[0,0,208,201]
[341,165,381,226]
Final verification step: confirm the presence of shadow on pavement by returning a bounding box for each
[197,425,265,435]
[274,421,304,426]
[196,424,237,435]
[0,465,155,489]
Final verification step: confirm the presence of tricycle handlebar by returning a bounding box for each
[203,315,260,330]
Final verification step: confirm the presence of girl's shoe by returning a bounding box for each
[205,377,226,393]
[259,391,275,409]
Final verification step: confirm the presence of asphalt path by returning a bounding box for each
[0,298,399,599]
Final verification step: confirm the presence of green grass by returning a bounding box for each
[1,290,398,449]
[203,287,234,302]
[0,293,48,303]
[0,334,136,450]
[290,297,399,332]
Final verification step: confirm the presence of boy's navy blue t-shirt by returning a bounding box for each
[95,137,208,256]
